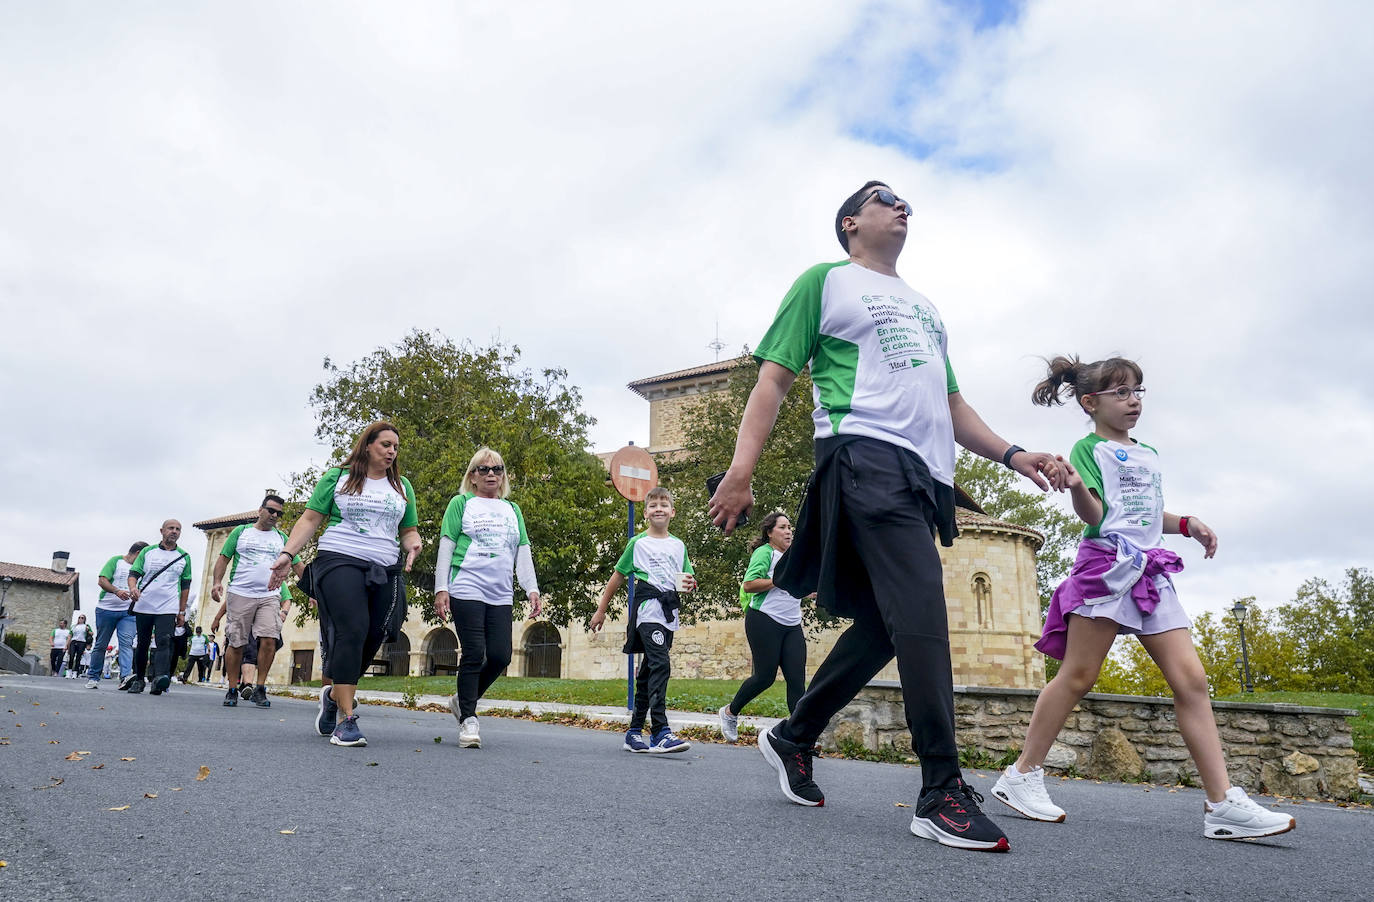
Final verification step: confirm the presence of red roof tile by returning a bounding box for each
[192,511,260,531]
[0,561,79,588]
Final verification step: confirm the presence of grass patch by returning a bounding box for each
[1215,690,1374,771]
[303,676,792,718]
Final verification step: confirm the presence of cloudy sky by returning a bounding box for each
[2,1,1369,624]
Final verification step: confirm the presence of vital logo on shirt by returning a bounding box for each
[864,294,943,373]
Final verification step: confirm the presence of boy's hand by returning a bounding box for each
[589,610,606,633]
[1189,518,1219,559]
[679,575,697,592]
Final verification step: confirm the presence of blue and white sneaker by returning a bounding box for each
[649,728,690,754]
[623,730,650,753]
[330,714,367,747]
[316,685,338,736]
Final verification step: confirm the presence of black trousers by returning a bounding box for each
[730,608,807,715]
[452,599,513,720]
[776,443,961,790]
[68,641,88,673]
[50,648,65,674]
[181,654,209,682]
[133,613,175,682]
[629,622,673,735]
[317,565,390,684]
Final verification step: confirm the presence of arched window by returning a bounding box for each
[376,632,411,677]
[423,627,459,676]
[523,622,562,678]
[972,573,993,627]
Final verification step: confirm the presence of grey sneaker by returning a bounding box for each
[85,679,99,689]
[315,686,338,736]
[718,704,739,742]
[459,716,481,749]
[330,714,367,747]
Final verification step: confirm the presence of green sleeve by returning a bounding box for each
[280,584,292,602]
[682,545,695,576]
[277,529,302,564]
[753,262,843,375]
[305,468,344,515]
[512,502,529,545]
[180,550,193,586]
[99,555,121,581]
[440,494,468,541]
[1070,435,1105,498]
[220,525,244,558]
[399,477,419,529]
[613,536,638,576]
[945,357,959,394]
[130,546,152,578]
[743,545,773,581]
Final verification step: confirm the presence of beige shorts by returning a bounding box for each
[226,591,283,648]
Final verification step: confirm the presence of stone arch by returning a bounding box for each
[971,572,993,627]
[423,626,459,676]
[521,621,562,678]
[376,632,411,677]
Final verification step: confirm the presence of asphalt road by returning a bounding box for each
[2,674,1369,901]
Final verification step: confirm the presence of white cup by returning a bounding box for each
[674,572,693,592]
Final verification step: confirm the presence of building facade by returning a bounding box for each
[0,554,80,673]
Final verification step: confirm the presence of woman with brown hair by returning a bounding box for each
[269,420,421,748]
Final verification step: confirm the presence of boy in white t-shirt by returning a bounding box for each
[591,487,697,754]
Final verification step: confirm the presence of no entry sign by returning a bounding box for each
[608,444,658,502]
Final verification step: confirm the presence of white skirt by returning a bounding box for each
[1068,577,1192,636]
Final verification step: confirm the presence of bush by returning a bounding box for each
[3,631,26,656]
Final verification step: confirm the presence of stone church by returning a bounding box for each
[194,361,1046,691]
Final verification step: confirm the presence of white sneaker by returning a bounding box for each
[459,716,481,749]
[85,679,99,689]
[991,764,1067,823]
[718,704,739,742]
[1204,787,1295,840]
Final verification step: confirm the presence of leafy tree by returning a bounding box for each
[283,330,623,627]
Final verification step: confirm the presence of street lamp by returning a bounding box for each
[1232,599,1254,693]
[0,575,12,645]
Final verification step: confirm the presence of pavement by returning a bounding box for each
[2,673,1370,902]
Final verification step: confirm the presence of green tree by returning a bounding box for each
[1273,568,1374,693]
[284,330,623,627]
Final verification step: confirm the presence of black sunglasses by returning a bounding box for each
[851,188,909,217]
[473,465,505,475]
[264,508,285,517]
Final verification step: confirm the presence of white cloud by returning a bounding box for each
[1,1,1368,621]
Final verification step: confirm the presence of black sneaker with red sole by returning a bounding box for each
[910,779,1010,852]
[758,727,825,807]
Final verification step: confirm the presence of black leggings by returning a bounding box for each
[730,608,806,715]
[133,613,175,681]
[452,599,513,720]
[318,565,390,684]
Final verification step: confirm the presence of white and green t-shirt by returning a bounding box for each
[615,532,693,631]
[96,555,133,612]
[189,634,208,656]
[740,544,803,627]
[220,524,300,600]
[1070,434,1165,548]
[71,622,92,644]
[306,467,419,566]
[754,260,960,486]
[439,494,535,606]
[130,544,193,616]
[51,627,70,649]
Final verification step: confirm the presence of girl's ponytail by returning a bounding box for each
[1032,355,1081,407]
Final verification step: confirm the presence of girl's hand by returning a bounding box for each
[434,591,450,621]
[589,610,606,633]
[1189,518,1219,559]
[1056,455,1083,489]
[1010,450,1066,492]
[527,592,542,619]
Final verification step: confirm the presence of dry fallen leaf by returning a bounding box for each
[279,827,297,834]
[120,757,136,762]
[64,752,84,761]
[144,792,158,799]
[894,803,910,808]
[92,764,105,770]
[78,750,91,754]
[196,765,210,781]
[108,805,131,811]
[32,701,40,706]
[48,740,59,744]
[171,787,182,791]
[39,722,46,726]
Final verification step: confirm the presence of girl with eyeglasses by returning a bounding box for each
[991,355,1294,841]
[269,420,421,748]
[434,447,541,748]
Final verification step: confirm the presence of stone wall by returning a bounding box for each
[819,682,1361,800]
[2,582,75,672]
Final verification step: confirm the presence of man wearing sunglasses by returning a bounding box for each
[709,179,1066,853]
[208,494,304,708]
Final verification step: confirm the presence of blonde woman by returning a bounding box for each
[434,448,541,748]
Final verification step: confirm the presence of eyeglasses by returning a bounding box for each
[473,465,505,475]
[1088,386,1146,401]
[852,188,909,217]
[264,508,285,517]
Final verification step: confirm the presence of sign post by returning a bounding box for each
[607,443,659,712]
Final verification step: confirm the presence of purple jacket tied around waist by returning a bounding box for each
[1035,535,1184,660]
